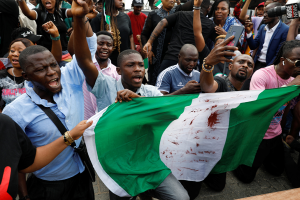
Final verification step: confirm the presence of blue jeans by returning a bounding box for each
[109,173,190,200]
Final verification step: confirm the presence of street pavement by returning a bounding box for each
[93,153,297,200]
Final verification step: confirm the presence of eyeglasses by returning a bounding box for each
[285,57,300,68]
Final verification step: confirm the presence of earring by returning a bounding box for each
[283,61,285,65]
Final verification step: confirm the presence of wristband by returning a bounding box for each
[193,6,201,10]
[85,17,90,24]
[202,64,214,72]
[50,34,60,41]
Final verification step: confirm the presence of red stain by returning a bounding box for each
[206,108,209,111]
[171,141,179,145]
[205,99,209,102]
[182,167,199,172]
[211,105,217,110]
[190,148,193,151]
[194,136,200,139]
[190,119,195,125]
[196,130,202,133]
[196,143,199,147]
[162,151,165,154]
[191,153,197,155]
[170,152,172,155]
[186,150,190,154]
[208,111,220,128]
[178,168,181,171]
[198,151,203,154]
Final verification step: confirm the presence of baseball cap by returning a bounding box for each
[257,2,265,8]
[132,0,144,7]
[15,28,42,43]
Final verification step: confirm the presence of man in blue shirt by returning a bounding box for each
[70,1,189,200]
[156,44,201,95]
[2,0,97,198]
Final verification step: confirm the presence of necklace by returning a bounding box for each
[12,68,16,84]
[113,11,119,16]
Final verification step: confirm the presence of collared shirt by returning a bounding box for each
[3,34,97,181]
[247,21,280,63]
[87,72,163,111]
[156,64,200,93]
[83,58,121,120]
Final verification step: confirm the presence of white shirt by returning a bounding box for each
[247,21,280,63]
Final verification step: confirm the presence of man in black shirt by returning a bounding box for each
[143,0,218,75]
[200,37,254,93]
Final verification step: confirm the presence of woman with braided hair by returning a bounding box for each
[91,0,135,66]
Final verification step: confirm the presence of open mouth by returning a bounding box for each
[49,78,60,88]
[132,75,142,83]
[11,59,19,64]
[99,51,108,57]
[45,1,52,8]
[239,69,247,75]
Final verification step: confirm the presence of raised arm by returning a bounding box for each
[200,36,237,93]
[42,21,62,63]
[239,0,251,23]
[287,18,300,41]
[18,0,37,20]
[72,0,98,88]
[193,0,205,52]
[143,19,168,55]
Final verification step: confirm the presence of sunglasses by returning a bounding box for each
[285,57,300,68]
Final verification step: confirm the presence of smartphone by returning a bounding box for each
[224,25,245,59]
[249,10,253,20]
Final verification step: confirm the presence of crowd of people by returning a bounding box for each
[1,0,300,199]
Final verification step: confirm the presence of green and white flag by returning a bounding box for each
[155,0,162,8]
[84,86,300,197]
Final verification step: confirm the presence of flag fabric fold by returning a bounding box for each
[84,86,300,197]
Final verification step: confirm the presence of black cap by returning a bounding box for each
[132,0,144,7]
[15,28,42,43]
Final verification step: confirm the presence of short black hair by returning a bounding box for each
[117,49,141,67]
[8,38,33,54]
[273,40,300,65]
[96,31,113,40]
[19,45,49,71]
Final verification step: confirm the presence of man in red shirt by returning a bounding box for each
[127,0,147,52]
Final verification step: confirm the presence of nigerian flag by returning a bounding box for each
[84,86,300,197]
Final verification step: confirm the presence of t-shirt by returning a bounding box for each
[0,68,26,109]
[90,12,133,66]
[33,8,68,51]
[127,11,147,45]
[88,71,163,111]
[164,11,217,62]
[213,63,230,77]
[214,76,237,92]
[250,65,294,139]
[0,0,19,57]
[156,64,200,93]
[0,114,36,200]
